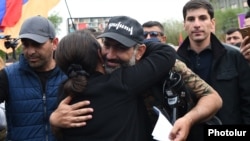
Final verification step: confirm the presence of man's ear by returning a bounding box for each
[98,48,104,64]
[52,38,59,50]
[136,44,146,60]
[161,35,167,43]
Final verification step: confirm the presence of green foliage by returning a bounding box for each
[214,8,246,41]
[0,50,6,59]
[162,19,185,46]
[48,12,63,34]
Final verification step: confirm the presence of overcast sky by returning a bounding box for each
[50,0,189,39]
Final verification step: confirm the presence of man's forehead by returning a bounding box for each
[143,26,162,32]
[186,8,209,18]
[21,38,41,43]
[103,37,130,49]
[227,32,243,37]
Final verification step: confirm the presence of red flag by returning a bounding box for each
[178,32,183,46]
[0,0,23,31]
[78,23,88,30]
[1,0,60,53]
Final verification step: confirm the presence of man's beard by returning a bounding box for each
[104,55,136,74]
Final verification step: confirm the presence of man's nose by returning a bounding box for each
[145,34,151,39]
[193,19,201,27]
[25,46,36,54]
[105,47,117,59]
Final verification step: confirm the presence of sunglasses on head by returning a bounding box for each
[143,31,163,38]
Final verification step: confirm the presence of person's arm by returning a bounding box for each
[240,36,250,63]
[169,59,222,141]
[0,69,8,103]
[123,42,177,90]
[50,42,177,129]
[237,53,250,124]
[49,96,93,128]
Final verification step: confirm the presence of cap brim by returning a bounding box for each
[19,33,49,43]
[97,32,137,47]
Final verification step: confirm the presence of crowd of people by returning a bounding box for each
[224,8,250,63]
[0,0,250,141]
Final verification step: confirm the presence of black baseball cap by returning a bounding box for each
[97,16,144,47]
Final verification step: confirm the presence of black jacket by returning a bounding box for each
[177,33,250,140]
[178,33,250,124]
[58,42,177,141]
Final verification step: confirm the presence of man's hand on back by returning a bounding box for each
[50,96,94,128]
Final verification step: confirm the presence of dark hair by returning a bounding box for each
[183,0,214,20]
[225,27,240,35]
[245,10,250,19]
[55,30,101,95]
[79,28,103,38]
[142,21,164,33]
[86,27,97,33]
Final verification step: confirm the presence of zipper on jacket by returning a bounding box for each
[43,93,49,141]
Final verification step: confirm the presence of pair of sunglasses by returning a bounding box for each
[143,31,163,38]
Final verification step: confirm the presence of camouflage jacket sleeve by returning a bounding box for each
[172,59,211,99]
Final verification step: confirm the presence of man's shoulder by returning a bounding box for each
[4,61,21,73]
[222,43,240,52]
[219,43,245,59]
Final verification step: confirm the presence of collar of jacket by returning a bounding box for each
[177,33,226,60]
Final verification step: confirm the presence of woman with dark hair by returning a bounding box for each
[54,29,176,141]
[54,22,222,140]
